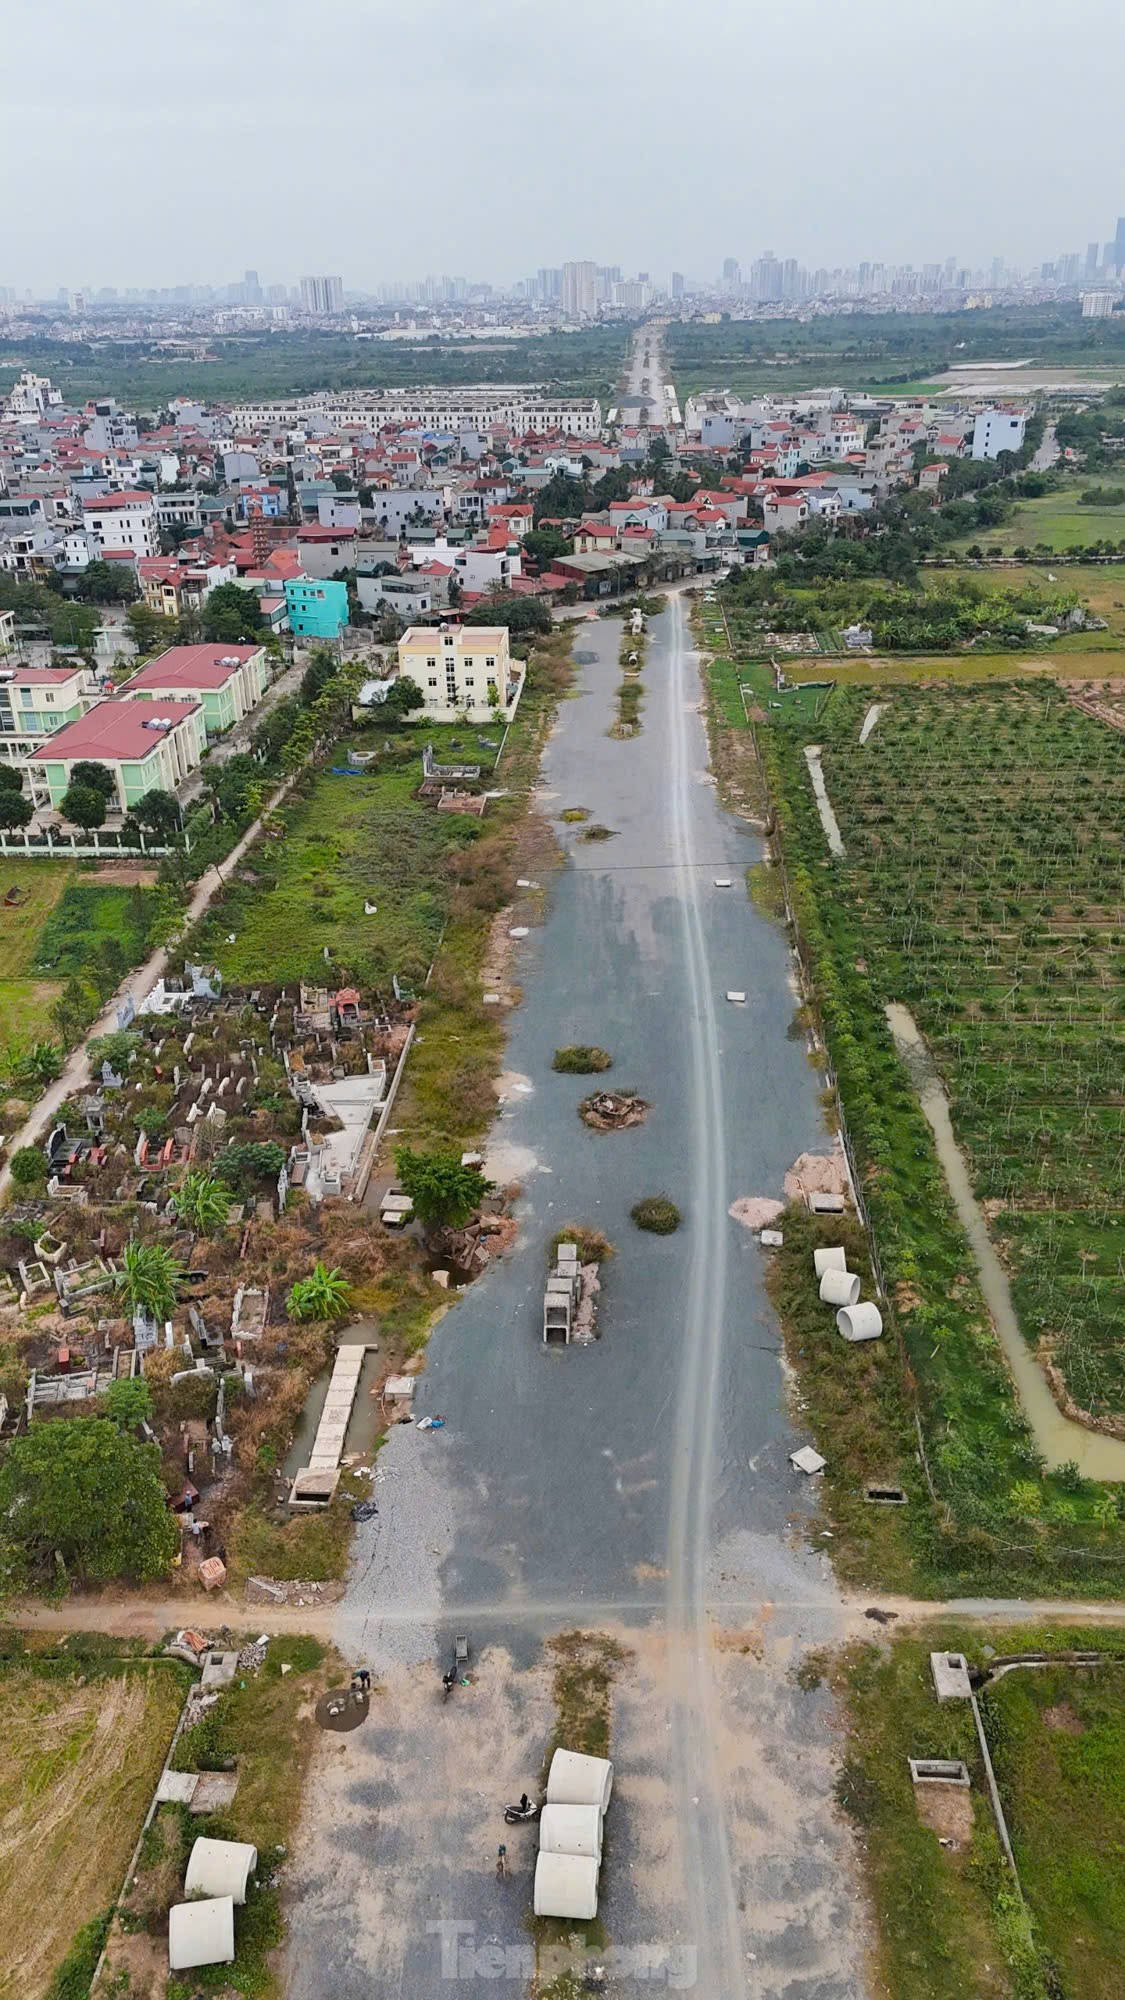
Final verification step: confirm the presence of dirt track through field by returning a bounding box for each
[0,1664,184,2000]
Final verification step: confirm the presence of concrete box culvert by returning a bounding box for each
[837,1301,883,1341]
[813,1246,848,1278]
[819,1268,861,1308]
[909,1758,970,1788]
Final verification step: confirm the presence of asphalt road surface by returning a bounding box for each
[285,600,871,1998]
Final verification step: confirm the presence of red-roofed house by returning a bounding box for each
[123,644,268,736]
[29,699,206,811]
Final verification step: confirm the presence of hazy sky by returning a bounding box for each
[5,0,1124,292]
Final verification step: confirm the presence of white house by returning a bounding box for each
[81,490,159,558]
[398,623,524,723]
[971,409,1027,460]
[453,544,520,595]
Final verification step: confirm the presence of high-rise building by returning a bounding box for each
[536,267,562,301]
[1114,217,1125,271]
[670,271,684,299]
[561,261,598,318]
[1086,241,1100,274]
[299,275,344,314]
[243,268,262,303]
[1081,291,1117,318]
[721,256,741,289]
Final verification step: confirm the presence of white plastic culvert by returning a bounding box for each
[813,1246,848,1278]
[837,1302,883,1342]
[819,1267,861,1308]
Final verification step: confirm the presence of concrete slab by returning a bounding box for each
[201,1650,239,1690]
[930,1650,973,1701]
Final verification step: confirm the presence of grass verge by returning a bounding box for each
[830,1624,1125,2000]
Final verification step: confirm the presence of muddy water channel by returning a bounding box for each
[887,1003,1125,1480]
[281,1321,384,1480]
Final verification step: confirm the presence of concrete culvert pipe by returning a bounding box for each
[184,1837,258,1906]
[813,1246,848,1278]
[533,1850,600,1920]
[539,1803,603,1859]
[168,1896,235,1972]
[546,1748,614,1811]
[837,1302,883,1342]
[819,1267,861,1307]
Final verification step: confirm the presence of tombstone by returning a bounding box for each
[133,1308,159,1352]
[173,1065,182,1089]
[101,1062,123,1090]
[206,1103,227,1129]
[84,1095,106,1136]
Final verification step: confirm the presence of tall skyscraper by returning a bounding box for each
[1114,217,1125,271]
[536,267,562,301]
[299,275,344,314]
[721,256,741,289]
[243,268,262,303]
[1086,241,1100,275]
[670,271,684,299]
[561,261,598,317]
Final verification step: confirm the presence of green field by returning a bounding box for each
[958,488,1125,554]
[197,724,497,992]
[32,879,155,979]
[834,1627,1125,2000]
[0,860,74,1047]
[0,326,626,409]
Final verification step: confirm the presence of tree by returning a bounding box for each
[60,782,108,830]
[0,766,22,795]
[287,1263,352,1322]
[466,593,551,635]
[379,675,424,722]
[215,1140,286,1193]
[3,1039,64,1087]
[8,1147,48,1188]
[330,471,354,493]
[299,649,338,707]
[523,527,573,568]
[126,602,178,654]
[113,1240,184,1323]
[70,760,116,800]
[201,582,262,643]
[75,559,138,606]
[393,1147,491,1230]
[172,1170,232,1235]
[101,1377,154,1428]
[0,790,32,832]
[129,787,180,836]
[0,1417,178,1589]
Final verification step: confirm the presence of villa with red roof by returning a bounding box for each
[124,644,268,736]
[28,698,206,812]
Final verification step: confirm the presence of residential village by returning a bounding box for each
[0,362,1041,851]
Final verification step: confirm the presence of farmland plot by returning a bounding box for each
[811,684,1124,1423]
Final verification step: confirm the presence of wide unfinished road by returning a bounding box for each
[286,599,870,1998]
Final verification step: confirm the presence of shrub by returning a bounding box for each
[9,1147,48,1187]
[552,1046,612,1074]
[630,1196,682,1234]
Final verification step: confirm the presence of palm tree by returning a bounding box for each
[172,1171,232,1236]
[113,1241,184,1324]
[286,1263,351,1322]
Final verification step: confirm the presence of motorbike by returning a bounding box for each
[503,1798,541,1825]
[441,1668,457,1702]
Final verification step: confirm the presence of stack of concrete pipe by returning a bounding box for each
[532,1750,614,1920]
[812,1246,883,1343]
